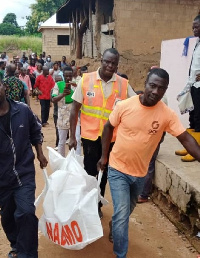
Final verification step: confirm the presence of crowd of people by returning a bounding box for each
[1,14,200,258]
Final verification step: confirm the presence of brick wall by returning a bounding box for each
[42,28,70,62]
[113,0,200,89]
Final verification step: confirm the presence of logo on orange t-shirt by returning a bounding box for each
[148,121,159,135]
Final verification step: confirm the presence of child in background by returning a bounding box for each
[51,75,63,150]
[52,67,73,157]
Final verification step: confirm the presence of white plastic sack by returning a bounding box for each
[37,148,104,250]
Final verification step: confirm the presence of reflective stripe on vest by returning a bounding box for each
[81,71,128,140]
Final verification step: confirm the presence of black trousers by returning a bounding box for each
[40,99,50,124]
[81,137,114,207]
[190,86,200,131]
[53,115,59,147]
[0,184,38,257]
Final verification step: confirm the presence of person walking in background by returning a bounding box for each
[51,75,63,150]
[69,48,136,218]
[72,66,81,85]
[49,61,64,81]
[19,67,32,95]
[44,55,53,70]
[0,79,48,258]
[21,55,29,70]
[98,68,200,258]
[15,69,30,107]
[0,61,5,80]
[33,63,43,78]
[37,54,44,66]
[3,64,24,102]
[27,58,37,92]
[42,51,46,62]
[176,14,200,161]
[52,67,73,157]
[34,66,55,127]
[70,60,76,69]
[71,65,86,156]
[61,56,69,70]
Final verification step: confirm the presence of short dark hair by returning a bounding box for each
[63,66,73,72]
[120,73,128,80]
[194,15,200,23]
[103,48,119,59]
[17,62,23,68]
[80,66,88,72]
[0,61,5,66]
[135,90,144,95]
[146,68,169,84]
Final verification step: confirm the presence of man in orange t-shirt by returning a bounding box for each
[98,68,200,258]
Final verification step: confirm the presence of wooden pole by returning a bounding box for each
[89,0,93,58]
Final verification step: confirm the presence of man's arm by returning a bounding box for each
[97,120,114,171]
[177,131,200,161]
[34,143,48,169]
[69,100,82,150]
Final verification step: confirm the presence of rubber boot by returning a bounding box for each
[181,131,200,162]
[175,128,194,156]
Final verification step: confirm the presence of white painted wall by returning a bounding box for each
[160,37,197,128]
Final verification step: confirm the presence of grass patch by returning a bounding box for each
[0,35,42,54]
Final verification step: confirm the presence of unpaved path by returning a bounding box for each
[0,99,199,258]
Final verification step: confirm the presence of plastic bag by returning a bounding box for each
[36,148,104,250]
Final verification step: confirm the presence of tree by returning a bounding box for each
[0,23,22,35]
[26,0,66,34]
[3,13,18,27]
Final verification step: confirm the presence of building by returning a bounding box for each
[38,14,71,61]
[56,0,200,89]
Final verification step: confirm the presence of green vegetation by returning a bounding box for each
[26,0,66,34]
[0,13,22,36]
[0,1,66,36]
[0,36,42,54]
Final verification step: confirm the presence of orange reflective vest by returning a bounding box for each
[81,71,128,141]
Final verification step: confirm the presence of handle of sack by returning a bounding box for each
[34,168,49,208]
[97,170,109,205]
[97,170,103,187]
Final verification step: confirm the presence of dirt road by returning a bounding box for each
[0,99,199,258]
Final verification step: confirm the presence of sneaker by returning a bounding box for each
[54,146,58,151]
[66,139,70,144]
[98,208,103,219]
[137,195,149,204]
[109,220,113,243]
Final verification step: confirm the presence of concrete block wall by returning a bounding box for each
[42,28,70,62]
[113,0,200,90]
[151,134,200,251]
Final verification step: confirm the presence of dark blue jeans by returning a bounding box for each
[0,184,38,258]
[108,166,145,258]
[40,99,50,124]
